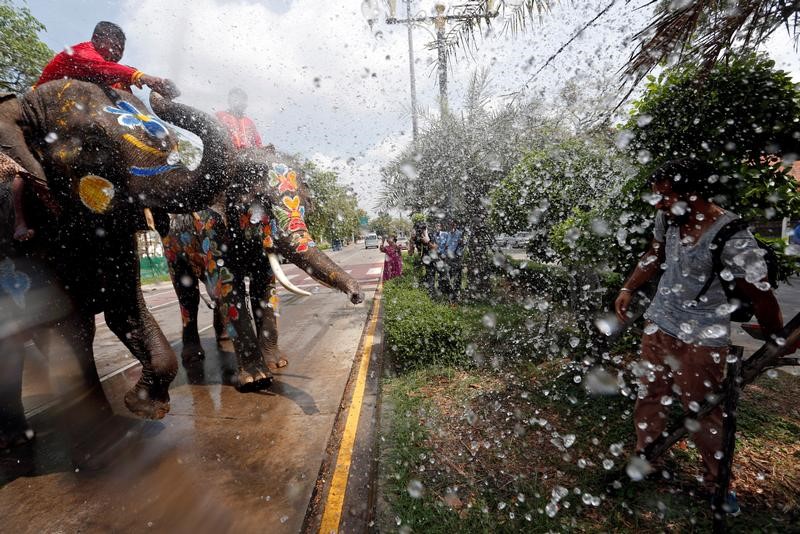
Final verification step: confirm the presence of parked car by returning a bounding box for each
[396,236,408,250]
[364,233,379,249]
[510,231,533,249]
[494,233,510,248]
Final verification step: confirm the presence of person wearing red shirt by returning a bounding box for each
[215,88,262,150]
[36,21,178,97]
[8,22,179,240]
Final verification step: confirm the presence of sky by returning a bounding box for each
[17,0,800,215]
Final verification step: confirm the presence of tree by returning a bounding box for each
[0,1,53,94]
[368,212,393,237]
[491,134,633,263]
[381,69,561,297]
[303,162,360,244]
[625,0,800,78]
[623,53,800,222]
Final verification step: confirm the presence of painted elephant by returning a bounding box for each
[162,146,364,390]
[0,79,233,435]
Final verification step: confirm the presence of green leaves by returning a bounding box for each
[625,54,800,171]
[0,1,52,94]
[302,161,360,244]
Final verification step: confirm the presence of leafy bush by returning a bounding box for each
[490,136,634,263]
[623,53,800,174]
[383,279,480,372]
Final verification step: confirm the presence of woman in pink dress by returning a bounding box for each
[380,235,403,281]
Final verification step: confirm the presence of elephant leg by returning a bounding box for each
[213,306,230,348]
[0,334,31,448]
[104,247,177,419]
[218,275,272,391]
[170,259,205,363]
[250,274,286,369]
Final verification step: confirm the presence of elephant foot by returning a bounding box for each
[234,360,273,392]
[264,348,289,371]
[123,383,170,420]
[267,356,289,371]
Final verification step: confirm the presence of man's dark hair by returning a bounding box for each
[93,21,126,44]
[647,158,715,195]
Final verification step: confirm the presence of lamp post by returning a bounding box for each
[384,1,497,140]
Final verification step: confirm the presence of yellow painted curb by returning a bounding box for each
[318,281,383,534]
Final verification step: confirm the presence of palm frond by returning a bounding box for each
[439,1,562,61]
[624,0,800,78]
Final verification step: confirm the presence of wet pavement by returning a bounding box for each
[1,245,385,533]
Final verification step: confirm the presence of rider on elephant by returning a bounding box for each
[10,21,179,247]
[36,21,178,96]
[215,88,262,150]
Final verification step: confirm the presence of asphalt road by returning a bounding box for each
[2,244,385,533]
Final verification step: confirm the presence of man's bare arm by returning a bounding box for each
[614,240,664,322]
[735,279,783,339]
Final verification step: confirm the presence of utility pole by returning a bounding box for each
[384,1,497,137]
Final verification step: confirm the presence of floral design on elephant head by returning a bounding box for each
[269,163,299,193]
[104,101,170,139]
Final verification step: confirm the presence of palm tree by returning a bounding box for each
[441,1,799,82]
[625,0,800,78]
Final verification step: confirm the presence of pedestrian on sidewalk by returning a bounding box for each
[443,221,465,300]
[380,235,403,281]
[614,159,783,507]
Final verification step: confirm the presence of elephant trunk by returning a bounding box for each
[286,247,364,304]
[129,92,233,212]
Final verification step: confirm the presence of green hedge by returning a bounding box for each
[383,258,561,371]
[383,280,479,371]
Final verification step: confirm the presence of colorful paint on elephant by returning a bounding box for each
[78,174,115,213]
[104,101,169,139]
[268,164,316,253]
[164,211,236,338]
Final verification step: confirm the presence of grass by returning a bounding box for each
[378,361,800,532]
[378,259,800,531]
[141,273,171,285]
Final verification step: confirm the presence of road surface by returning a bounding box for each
[1,244,386,533]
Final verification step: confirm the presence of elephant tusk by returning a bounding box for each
[268,253,312,297]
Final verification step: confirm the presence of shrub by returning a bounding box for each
[383,280,480,372]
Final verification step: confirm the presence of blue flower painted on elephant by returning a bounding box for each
[0,258,31,309]
[104,101,169,139]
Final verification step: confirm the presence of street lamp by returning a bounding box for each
[381,1,498,140]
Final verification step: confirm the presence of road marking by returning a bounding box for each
[366,267,382,276]
[318,280,382,534]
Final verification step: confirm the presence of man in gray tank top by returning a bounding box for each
[614,160,783,502]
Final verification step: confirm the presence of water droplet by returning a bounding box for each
[407,479,423,498]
